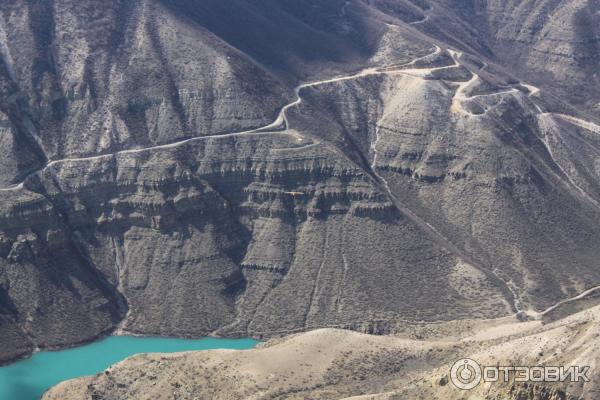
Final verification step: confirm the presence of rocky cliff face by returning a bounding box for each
[1,0,600,366]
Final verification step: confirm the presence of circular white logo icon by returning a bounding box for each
[450,358,482,390]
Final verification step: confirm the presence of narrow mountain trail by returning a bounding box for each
[410,14,429,25]
[555,113,600,134]
[409,3,432,25]
[522,284,600,320]
[534,286,600,319]
[0,45,443,192]
[0,182,24,192]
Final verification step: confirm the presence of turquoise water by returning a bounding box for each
[0,336,259,400]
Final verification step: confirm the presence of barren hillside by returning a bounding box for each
[1,0,600,375]
[45,301,600,399]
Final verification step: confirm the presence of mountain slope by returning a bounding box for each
[1,0,600,366]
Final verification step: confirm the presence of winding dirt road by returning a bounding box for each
[0,45,444,192]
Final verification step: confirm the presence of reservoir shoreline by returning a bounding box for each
[0,335,260,400]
